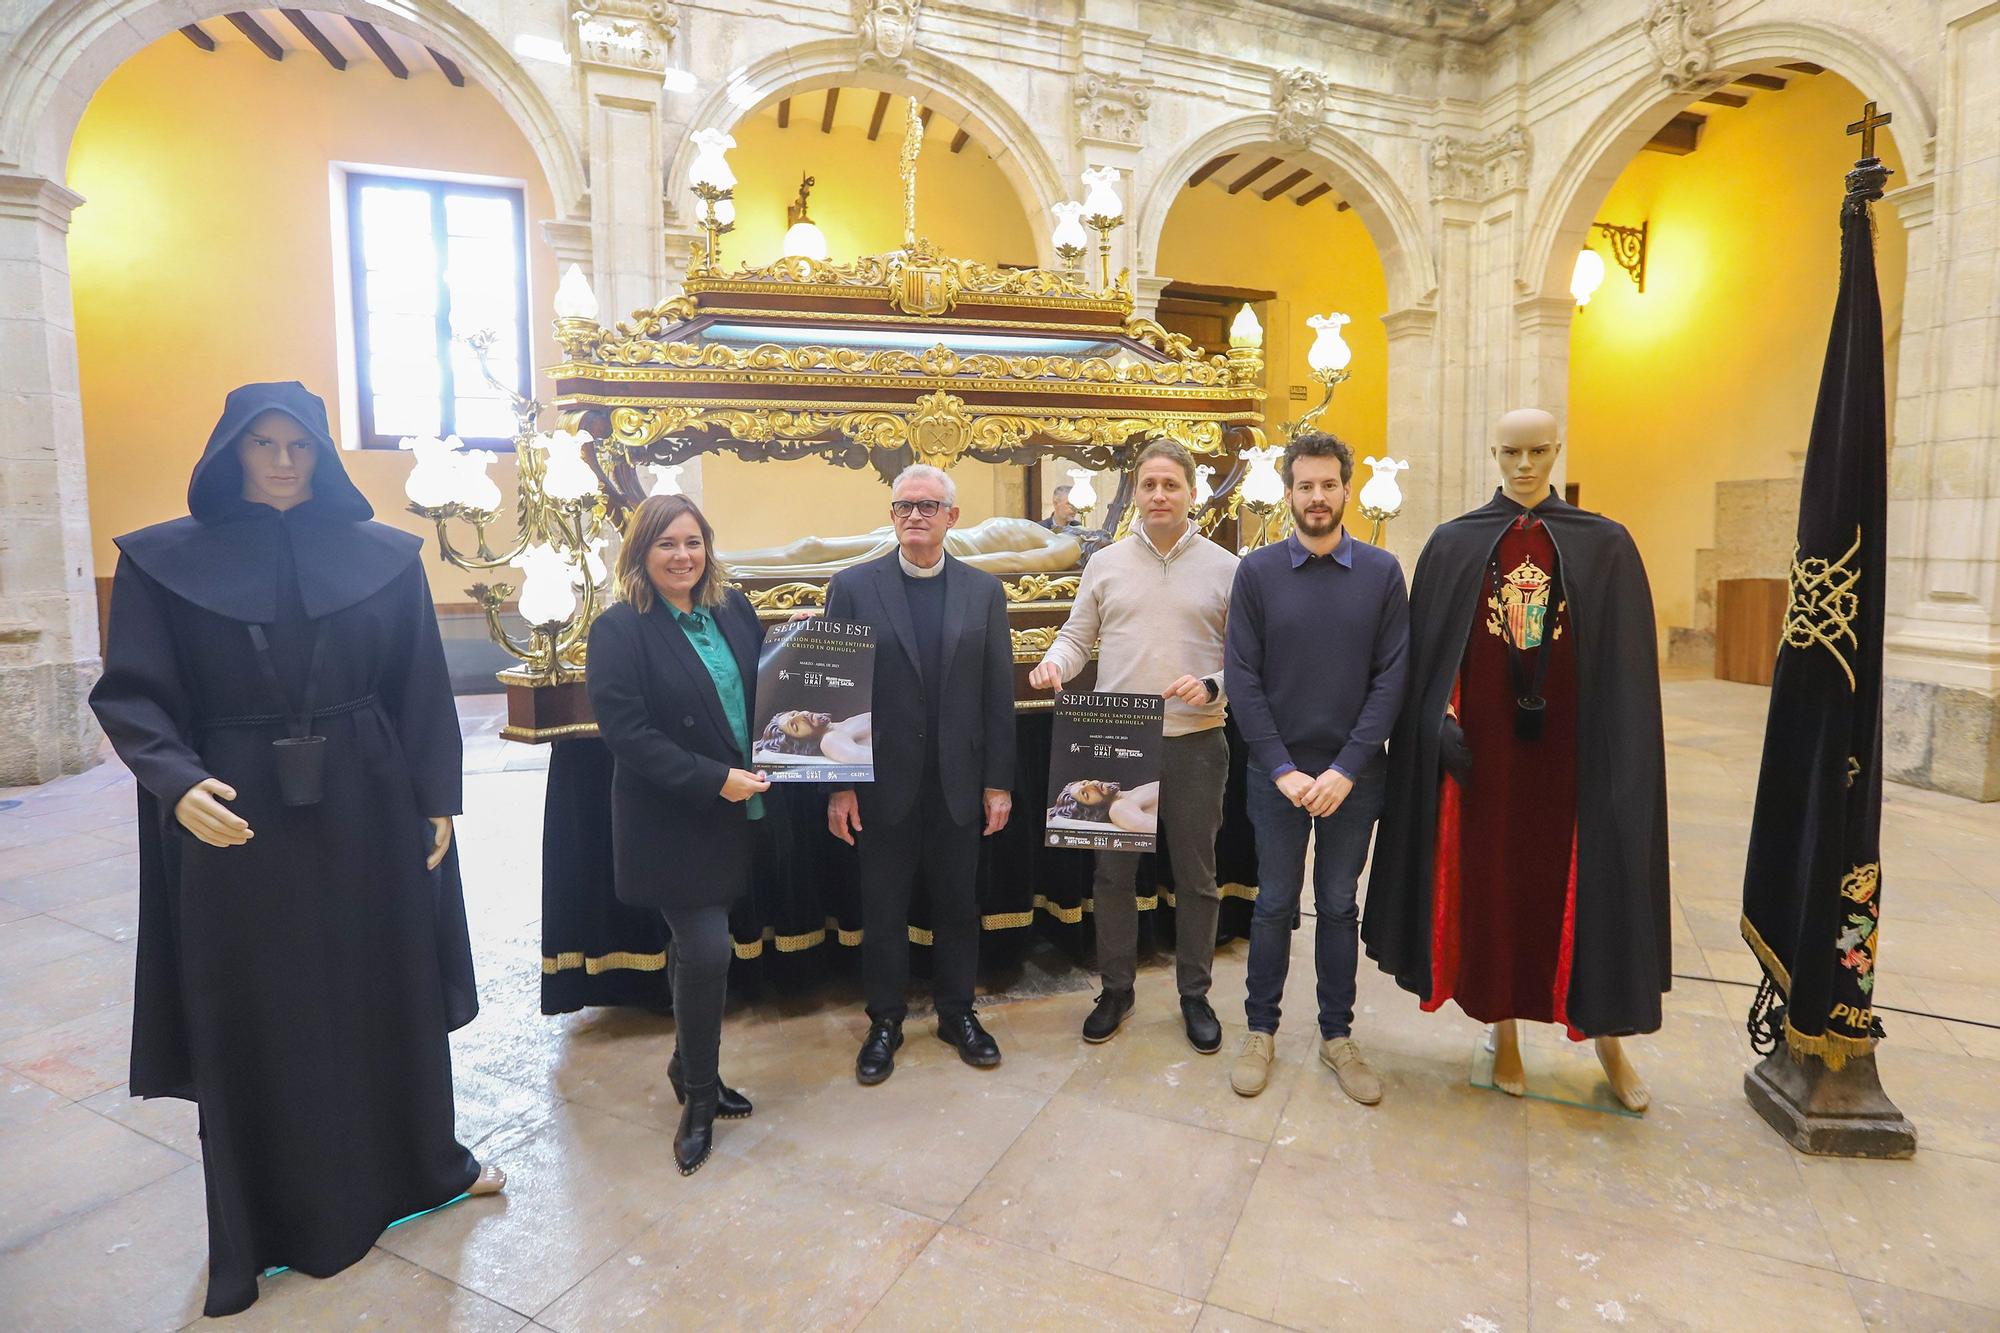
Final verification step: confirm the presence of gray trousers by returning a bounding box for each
[1093,727,1230,997]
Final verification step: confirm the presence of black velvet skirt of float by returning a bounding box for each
[538,715,1261,1013]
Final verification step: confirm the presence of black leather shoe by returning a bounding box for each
[1181,996,1223,1054]
[668,1050,753,1119]
[1081,988,1135,1043]
[674,1089,718,1176]
[856,1019,904,1086]
[937,1011,1002,1068]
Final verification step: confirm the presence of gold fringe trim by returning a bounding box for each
[1780,1014,1877,1071]
[1739,913,1792,995]
[544,883,1265,967]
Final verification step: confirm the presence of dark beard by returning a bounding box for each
[1291,502,1343,537]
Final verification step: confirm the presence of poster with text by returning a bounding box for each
[752,618,875,782]
[1045,691,1164,853]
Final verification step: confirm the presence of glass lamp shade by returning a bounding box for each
[454,446,503,512]
[1358,456,1409,517]
[583,535,610,587]
[539,429,601,503]
[688,129,737,192]
[782,219,829,260]
[1080,166,1123,219]
[553,264,598,320]
[402,435,464,508]
[1065,466,1098,512]
[516,543,579,626]
[1570,247,1606,306]
[1240,446,1286,509]
[1305,313,1353,374]
[712,197,736,228]
[1194,463,1215,507]
[1051,201,1089,251]
[1229,304,1263,349]
[647,463,685,497]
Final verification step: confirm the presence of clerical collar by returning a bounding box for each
[1286,529,1352,569]
[899,551,945,579]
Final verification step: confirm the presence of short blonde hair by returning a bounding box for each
[617,494,730,612]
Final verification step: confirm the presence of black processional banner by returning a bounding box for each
[1045,691,1164,854]
[1739,142,1893,1069]
[752,619,875,783]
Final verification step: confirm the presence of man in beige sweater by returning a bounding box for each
[1030,439,1239,1053]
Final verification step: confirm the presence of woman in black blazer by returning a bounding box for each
[586,494,770,1174]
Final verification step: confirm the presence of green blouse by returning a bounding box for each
[670,604,764,821]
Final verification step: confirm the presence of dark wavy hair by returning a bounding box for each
[1281,431,1354,487]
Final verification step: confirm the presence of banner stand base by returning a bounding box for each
[1744,1043,1917,1158]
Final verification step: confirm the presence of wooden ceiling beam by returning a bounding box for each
[1781,61,1824,75]
[949,127,970,154]
[1336,199,1351,212]
[820,87,839,133]
[180,23,216,51]
[919,105,933,128]
[1698,89,1748,108]
[225,12,285,62]
[427,46,464,87]
[1227,155,1282,194]
[867,91,891,140]
[1260,168,1311,201]
[1186,154,1234,188]
[279,10,346,70]
[1644,111,1704,155]
[1294,182,1332,206]
[346,18,408,79]
[1734,72,1786,90]
[776,96,790,128]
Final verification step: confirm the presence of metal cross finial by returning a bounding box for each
[1846,100,1891,161]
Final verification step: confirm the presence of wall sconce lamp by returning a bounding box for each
[783,173,829,261]
[1572,220,1648,307]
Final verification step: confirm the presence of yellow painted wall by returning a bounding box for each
[693,97,1040,546]
[1154,182,1390,462]
[66,35,558,603]
[1567,72,1906,630]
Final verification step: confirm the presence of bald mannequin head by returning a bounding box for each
[1492,408,1562,508]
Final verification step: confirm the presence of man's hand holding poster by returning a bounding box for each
[753,619,875,782]
[1045,691,1165,853]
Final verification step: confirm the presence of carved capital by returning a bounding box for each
[1272,67,1335,148]
[1074,69,1152,149]
[1643,0,1717,91]
[858,0,922,71]
[1428,126,1531,202]
[570,0,675,74]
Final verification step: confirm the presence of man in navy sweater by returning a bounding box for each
[1224,432,1409,1104]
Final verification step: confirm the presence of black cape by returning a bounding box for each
[1362,490,1672,1037]
[88,382,479,1317]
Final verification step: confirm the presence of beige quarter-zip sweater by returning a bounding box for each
[1037,521,1239,737]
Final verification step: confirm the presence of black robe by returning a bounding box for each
[88,382,479,1318]
[1362,490,1672,1038]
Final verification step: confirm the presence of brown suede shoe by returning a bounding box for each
[1231,1031,1275,1097]
[1320,1036,1382,1105]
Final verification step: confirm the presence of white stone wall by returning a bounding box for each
[2,0,1995,794]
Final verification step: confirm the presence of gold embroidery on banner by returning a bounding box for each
[1485,557,1557,648]
[1783,527,1862,690]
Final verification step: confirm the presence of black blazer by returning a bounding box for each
[586,590,764,910]
[826,552,1015,826]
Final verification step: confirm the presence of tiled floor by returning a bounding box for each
[1,677,1996,1331]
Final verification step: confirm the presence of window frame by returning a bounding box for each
[344,170,532,451]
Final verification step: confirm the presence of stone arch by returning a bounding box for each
[0,0,587,211]
[1132,112,1435,316]
[663,41,1066,266]
[1524,19,1933,303]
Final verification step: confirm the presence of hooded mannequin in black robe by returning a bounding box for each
[1363,489,1672,1039]
[88,383,482,1317]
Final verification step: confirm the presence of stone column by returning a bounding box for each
[1882,0,2000,799]
[0,173,100,784]
[1381,305,1442,570]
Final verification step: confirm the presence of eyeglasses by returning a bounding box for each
[890,499,946,518]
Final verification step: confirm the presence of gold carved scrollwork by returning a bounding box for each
[909,390,972,467]
[576,337,1232,386]
[1011,625,1061,660]
[1004,574,1082,603]
[599,406,1226,461]
[1783,527,1863,691]
[743,581,828,612]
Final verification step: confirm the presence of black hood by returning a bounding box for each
[114,382,422,622]
[186,381,373,523]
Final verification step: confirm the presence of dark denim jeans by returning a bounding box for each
[1243,759,1386,1039]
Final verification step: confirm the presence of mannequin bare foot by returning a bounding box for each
[1595,1036,1650,1112]
[1491,1021,1526,1097]
[468,1163,507,1196]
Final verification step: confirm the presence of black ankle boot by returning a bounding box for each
[669,1050,753,1119]
[675,1087,719,1176]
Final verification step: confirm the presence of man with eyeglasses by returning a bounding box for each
[1029,439,1238,1054]
[826,465,1016,1085]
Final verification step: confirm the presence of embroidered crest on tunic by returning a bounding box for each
[1485,556,1563,648]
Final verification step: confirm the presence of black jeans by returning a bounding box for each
[662,903,732,1094]
[858,781,982,1024]
[1242,759,1386,1039]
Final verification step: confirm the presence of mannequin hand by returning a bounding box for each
[1274,769,1315,809]
[828,789,862,845]
[1163,674,1210,706]
[1028,661,1064,692]
[426,816,454,870]
[175,778,252,848]
[1303,768,1354,818]
[982,788,1013,836]
[721,768,772,803]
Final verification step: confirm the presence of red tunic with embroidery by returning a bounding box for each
[1425,513,1583,1036]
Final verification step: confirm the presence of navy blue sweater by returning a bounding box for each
[1225,530,1411,779]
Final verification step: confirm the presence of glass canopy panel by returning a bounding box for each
[695,321,1145,362]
